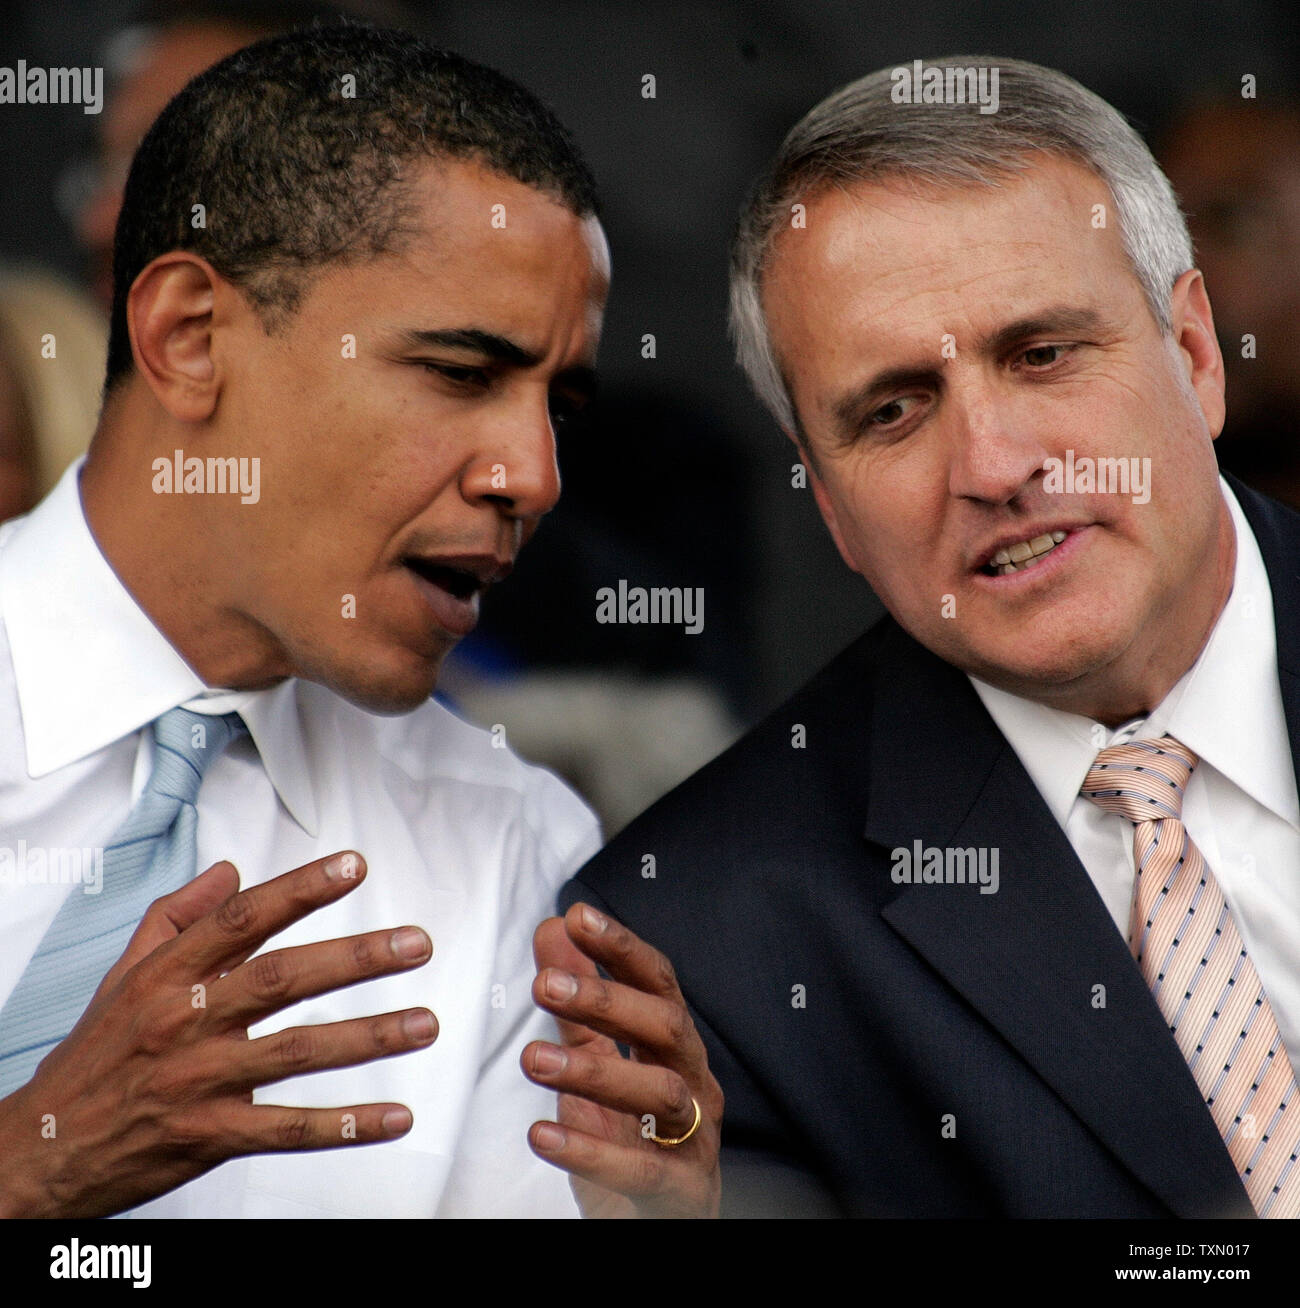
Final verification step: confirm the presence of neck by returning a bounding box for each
[80,396,289,691]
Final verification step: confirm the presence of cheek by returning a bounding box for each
[839,450,940,556]
[832,499,917,608]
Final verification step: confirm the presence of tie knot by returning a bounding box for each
[1072,732,1197,821]
[149,707,246,806]
[1081,735,1196,824]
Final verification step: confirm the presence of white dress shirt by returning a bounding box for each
[971,479,1300,1080]
[0,461,601,1217]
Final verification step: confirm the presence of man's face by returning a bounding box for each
[212,158,609,713]
[763,155,1230,719]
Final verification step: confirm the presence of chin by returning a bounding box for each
[313,652,445,716]
[966,635,1123,697]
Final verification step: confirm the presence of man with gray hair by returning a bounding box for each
[562,56,1300,1218]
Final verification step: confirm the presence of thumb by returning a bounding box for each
[96,860,241,996]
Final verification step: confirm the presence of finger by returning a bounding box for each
[555,905,711,1081]
[534,915,598,980]
[522,1039,695,1133]
[533,916,606,1050]
[527,1122,675,1200]
[161,851,368,982]
[562,903,685,1003]
[556,1089,611,1138]
[226,1102,418,1155]
[220,1008,438,1091]
[211,925,432,1026]
[96,861,242,998]
[533,967,697,1067]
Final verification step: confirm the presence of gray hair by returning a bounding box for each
[729,55,1194,433]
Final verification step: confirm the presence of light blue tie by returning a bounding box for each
[0,707,245,1096]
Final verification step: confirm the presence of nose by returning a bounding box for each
[946,383,1051,505]
[459,395,562,521]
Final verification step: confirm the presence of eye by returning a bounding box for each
[867,394,925,429]
[423,362,490,387]
[1016,343,1073,369]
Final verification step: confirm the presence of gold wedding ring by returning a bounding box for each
[647,1096,702,1148]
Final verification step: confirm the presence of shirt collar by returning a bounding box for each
[969,478,1300,831]
[1,459,319,834]
[1144,480,1298,827]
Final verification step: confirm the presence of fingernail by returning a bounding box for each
[403,1010,437,1043]
[532,1044,567,1076]
[545,970,578,1001]
[325,852,364,881]
[533,1123,565,1153]
[382,1107,412,1136]
[580,904,608,934]
[391,927,430,961]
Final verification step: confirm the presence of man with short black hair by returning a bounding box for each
[0,24,720,1219]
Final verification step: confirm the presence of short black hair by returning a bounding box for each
[106,23,600,389]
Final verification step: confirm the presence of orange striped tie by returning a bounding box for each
[1083,736,1299,1217]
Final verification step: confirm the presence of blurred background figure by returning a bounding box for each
[1159,100,1300,507]
[62,0,389,312]
[0,266,105,521]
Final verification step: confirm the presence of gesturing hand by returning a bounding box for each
[522,902,722,1218]
[0,851,436,1217]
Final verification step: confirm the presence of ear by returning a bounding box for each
[1168,268,1226,441]
[787,425,862,577]
[126,253,224,423]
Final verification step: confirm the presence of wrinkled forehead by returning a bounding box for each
[761,157,1138,342]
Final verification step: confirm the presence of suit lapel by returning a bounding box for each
[863,622,1252,1216]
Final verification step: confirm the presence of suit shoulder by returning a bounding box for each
[576,621,893,888]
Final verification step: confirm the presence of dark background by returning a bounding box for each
[2,0,1297,720]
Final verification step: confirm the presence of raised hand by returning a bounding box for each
[0,851,435,1217]
[522,902,722,1218]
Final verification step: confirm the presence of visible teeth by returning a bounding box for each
[988,529,1069,576]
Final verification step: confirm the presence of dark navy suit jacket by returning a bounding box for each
[562,476,1300,1217]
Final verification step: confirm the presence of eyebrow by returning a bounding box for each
[982,306,1108,356]
[399,326,599,400]
[828,305,1110,438]
[399,327,541,367]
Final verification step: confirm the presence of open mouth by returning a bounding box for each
[981,530,1068,577]
[403,558,482,600]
